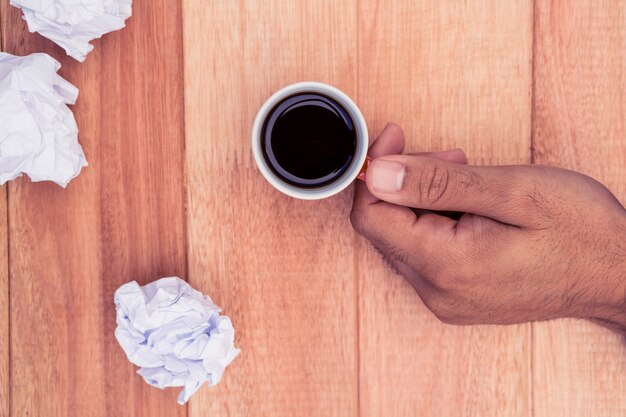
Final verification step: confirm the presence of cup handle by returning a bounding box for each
[356,156,372,182]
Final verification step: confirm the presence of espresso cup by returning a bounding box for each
[251,81,368,200]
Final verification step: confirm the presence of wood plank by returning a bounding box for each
[532,1,626,416]
[0,7,9,417]
[0,26,7,417]
[356,1,533,416]
[183,1,358,416]
[1,1,187,416]
[0,185,7,417]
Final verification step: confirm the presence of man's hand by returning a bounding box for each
[351,124,626,330]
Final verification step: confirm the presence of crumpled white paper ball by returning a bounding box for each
[0,52,87,187]
[114,277,240,404]
[10,0,133,62]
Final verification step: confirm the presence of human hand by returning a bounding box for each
[351,124,626,330]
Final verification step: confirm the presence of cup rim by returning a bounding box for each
[251,81,368,200]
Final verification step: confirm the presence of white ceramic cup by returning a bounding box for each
[251,81,368,200]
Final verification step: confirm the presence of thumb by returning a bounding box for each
[365,155,536,226]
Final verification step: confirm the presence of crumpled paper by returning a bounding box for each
[10,0,133,62]
[0,52,87,187]
[114,277,240,404]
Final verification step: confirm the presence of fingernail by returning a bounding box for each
[370,159,405,193]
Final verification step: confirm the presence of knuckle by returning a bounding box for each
[417,161,451,205]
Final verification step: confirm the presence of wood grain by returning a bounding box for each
[356,1,533,416]
[532,1,626,416]
[0,185,7,417]
[1,8,9,417]
[183,1,358,416]
[0,7,9,416]
[1,1,187,416]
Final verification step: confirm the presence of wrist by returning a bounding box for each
[587,214,626,332]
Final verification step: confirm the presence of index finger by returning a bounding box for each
[353,123,406,209]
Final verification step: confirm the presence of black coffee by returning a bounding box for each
[261,93,357,188]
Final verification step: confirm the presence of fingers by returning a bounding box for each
[365,155,537,226]
[353,123,405,208]
[352,124,471,272]
[351,200,457,274]
[369,123,405,158]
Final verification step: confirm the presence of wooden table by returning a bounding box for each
[1,1,625,416]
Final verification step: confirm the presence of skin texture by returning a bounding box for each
[351,124,626,331]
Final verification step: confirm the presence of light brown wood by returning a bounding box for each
[0,8,12,417]
[0,7,9,416]
[532,1,626,416]
[0,1,188,416]
[183,1,358,416]
[0,185,7,417]
[356,1,533,416]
